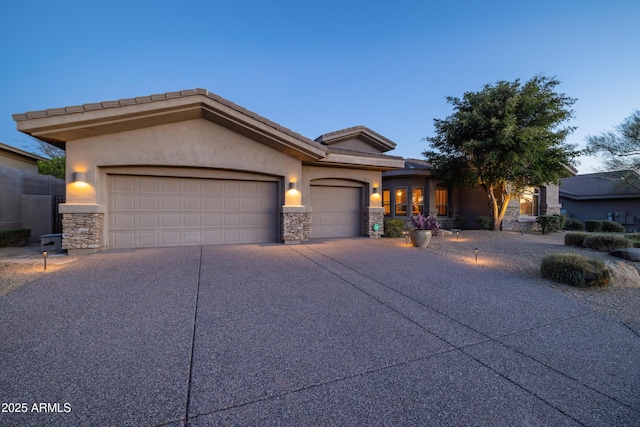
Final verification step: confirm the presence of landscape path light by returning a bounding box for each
[475,248,478,263]
[43,251,47,270]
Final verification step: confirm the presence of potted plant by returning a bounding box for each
[409,214,440,248]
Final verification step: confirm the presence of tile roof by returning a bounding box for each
[13,88,318,149]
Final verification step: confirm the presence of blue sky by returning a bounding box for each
[1,0,639,173]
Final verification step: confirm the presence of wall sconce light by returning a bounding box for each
[73,171,86,183]
[288,181,297,191]
[373,186,379,194]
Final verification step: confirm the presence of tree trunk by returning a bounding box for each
[487,186,511,231]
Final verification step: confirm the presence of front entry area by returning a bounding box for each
[108,175,278,248]
[310,185,362,238]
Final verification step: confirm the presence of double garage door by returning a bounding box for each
[109,175,278,249]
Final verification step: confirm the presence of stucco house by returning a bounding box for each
[560,170,640,232]
[13,89,405,254]
[382,158,563,231]
[0,142,65,240]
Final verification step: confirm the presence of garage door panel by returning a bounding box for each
[138,214,158,228]
[311,186,361,238]
[109,175,277,249]
[138,177,159,192]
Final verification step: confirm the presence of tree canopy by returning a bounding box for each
[31,137,66,180]
[423,74,579,230]
[586,110,640,189]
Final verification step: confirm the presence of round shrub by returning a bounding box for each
[601,220,625,233]
[583,235,633,252]
[563,218,584,231]
[475,216,493,230]
[540,253,610,287]
[565,232,589,247]
[585,220,603,232]
[383,219,405,238]
[536,215,564,234]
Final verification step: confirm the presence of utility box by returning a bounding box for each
[40,233,62,253]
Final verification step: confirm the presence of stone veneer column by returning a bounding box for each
[365,207,384,238]
[62,213,104,253]
[281,206,312,245]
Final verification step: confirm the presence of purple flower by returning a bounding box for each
[410,214,440,230]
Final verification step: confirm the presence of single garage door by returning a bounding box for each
[310,186,361,238]
[109,175,278,248]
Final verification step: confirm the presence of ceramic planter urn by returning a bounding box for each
[409,229,432,248]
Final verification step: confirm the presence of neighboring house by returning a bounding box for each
[13,89,405,254]
[0,141,44,173]
[560,170,640,232]
[382,158,563,231]
[0,142,65,241]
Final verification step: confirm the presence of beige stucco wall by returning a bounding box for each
[64,118,303,206]
[302,165,382,208]
[329,138,381,154]
[0,154,39,173]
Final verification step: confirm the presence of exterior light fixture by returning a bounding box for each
[403,230,409,246]
[73,171,86,183]
[43,251,47,270]
[456,230,459,240]
[288,181,297,191]
[373,187,379,194]
[475,248,478,263]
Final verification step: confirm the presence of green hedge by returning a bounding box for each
[540,253,610,287]
[383,219,405,238]
[0,229,31,247]
[565,232,589,247]
[585,220,603,232]
[536,214,565,234]
[475,216,493,230]
[583,234,632,252]
[601,220,625,233]
[563,218,584,231]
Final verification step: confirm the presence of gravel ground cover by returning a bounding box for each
[1,231,638,330]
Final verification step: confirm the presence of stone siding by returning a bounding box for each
[62,213,104,250]
[281,211,312,244]
[365,211,384,238]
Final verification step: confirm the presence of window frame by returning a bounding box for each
[435,186,449,217]
[395,187,408,216]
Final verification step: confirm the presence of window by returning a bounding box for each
[395,187,407,216]
[435,186,449,216]
[412,187,424,215]
[382,189,390,215]
[519,188,539,216]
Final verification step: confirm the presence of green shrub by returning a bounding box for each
[585,220,603,232]
[563,218,584,231]
[453,217,465,230]
[601,220,625,233]
[564,232,588,247]
[475,216,493,230]
[536,215,564,234]
[626,234,640,248]
[0,229,31,247]
[383,219,405,238]
[540,253,610,287]
[583,234,633,252]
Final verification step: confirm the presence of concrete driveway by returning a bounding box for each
[1,239,638,426]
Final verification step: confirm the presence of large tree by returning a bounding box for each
[585,110,640,189]
[29,137,66,180]
[423,74,580,230]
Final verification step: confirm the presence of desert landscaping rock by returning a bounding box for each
[606,261,640,288]
[610,248,640,262]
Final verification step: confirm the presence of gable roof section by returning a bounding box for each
[0,142,45,163]
[560,170,640,200]
[382,158,437,177]
[315,126,397,153]
[13,89,327,162]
